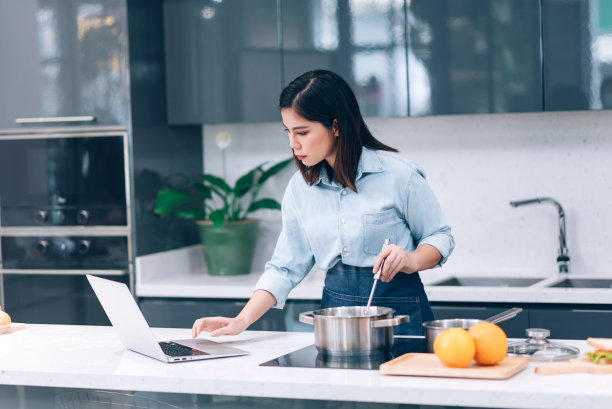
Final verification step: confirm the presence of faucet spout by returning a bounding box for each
[509,197,569,274]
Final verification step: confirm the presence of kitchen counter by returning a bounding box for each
[0,324,610,409]
[135,246,612,304]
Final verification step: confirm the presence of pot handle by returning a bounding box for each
[371,315,410,328]
[298,311,314,325]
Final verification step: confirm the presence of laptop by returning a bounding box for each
[87,274,249,363]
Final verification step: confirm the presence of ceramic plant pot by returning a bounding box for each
[197,219,259,276]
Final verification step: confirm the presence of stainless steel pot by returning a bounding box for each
[299,306,410,356]
[398,307,523,352]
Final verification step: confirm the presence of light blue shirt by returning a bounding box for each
[255,147,454,308]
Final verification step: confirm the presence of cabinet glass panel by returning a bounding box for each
[281,0,408,118]
[0,1,129,127]
[543,0,612,111]
[407,0,542,115]
[164,0,281,124]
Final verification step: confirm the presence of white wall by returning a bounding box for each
[203,110,612,279]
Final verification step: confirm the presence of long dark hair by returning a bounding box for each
[279,69,397,192]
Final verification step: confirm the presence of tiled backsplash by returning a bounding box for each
[203,110,612,278]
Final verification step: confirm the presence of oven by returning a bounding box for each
[0,126,133,324]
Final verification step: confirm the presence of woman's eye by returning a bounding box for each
[297,131,308,136]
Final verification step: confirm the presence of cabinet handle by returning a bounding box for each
[15,116,96,124]
[572,309,612,313]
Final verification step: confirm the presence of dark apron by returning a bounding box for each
[321,262,434,354]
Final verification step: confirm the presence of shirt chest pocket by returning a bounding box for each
[362,209,404,255]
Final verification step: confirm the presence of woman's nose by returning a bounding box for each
[288,135,300,149]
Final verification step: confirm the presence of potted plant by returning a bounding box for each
[154,132,293,276]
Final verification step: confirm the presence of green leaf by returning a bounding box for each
[154,189,194,216]
[247,198,282,213]
[172,208,206,220]
[233,166,261,198]
[191,182,212,200]
[258,158,293,186]
[209,208,227,228]
[202,174,231,195]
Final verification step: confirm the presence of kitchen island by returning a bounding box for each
[0,324,609,409]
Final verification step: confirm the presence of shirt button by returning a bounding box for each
[341,218,346,224]
[343,247,348,252]
[341,189,347,196]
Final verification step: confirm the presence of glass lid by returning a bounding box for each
[507,328,580,361]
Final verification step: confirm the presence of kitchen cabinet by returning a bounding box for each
[139,298,286,331]
[542,0,612,111]
[432,302,612,340]
[407,0,542,115]
[0,0,129,128]
[3,274,117,325]
[281,0,408,118]
[430,303,529,338]
[163,0,282,124]
[529,306,612,339]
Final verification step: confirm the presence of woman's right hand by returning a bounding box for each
[191,316,248,338]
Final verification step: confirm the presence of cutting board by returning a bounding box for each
[0,323,26,335]
[380,353,530,380]
[535,358,612,375]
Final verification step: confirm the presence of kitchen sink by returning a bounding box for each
[431,277,543,287]
[546,278,612,289]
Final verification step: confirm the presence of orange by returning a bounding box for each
[468,322,508,365]
[433,328,475,368]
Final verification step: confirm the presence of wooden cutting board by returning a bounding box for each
[380,353,529,380]
[535,358,612,375]
[0,323,26,335]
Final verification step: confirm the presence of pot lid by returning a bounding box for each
[507,328,580,361]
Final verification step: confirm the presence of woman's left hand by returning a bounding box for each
[372,243,443,282]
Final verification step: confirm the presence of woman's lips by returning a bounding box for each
[296,155,306,161]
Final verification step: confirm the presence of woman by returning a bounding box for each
[192,70,454,351]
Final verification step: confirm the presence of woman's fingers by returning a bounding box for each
[192,316,230,338]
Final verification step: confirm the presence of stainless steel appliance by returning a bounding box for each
[0,126,133,323]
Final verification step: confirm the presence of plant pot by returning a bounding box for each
[197,219,259,276]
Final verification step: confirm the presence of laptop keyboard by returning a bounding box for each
[159,342,209,357]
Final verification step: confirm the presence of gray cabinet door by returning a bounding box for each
[407,0,542,115]
[281,0,408,118]
[139,298,285,331]
[529,307,612,339]
[164,0,282,124]
[430,304,528,338]
[542,0,612,111]
[0,0,129,128]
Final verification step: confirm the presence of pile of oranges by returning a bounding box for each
[433,322,507,368]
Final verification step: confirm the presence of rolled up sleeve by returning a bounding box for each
[404,168,455,266]
[254,182,315,308]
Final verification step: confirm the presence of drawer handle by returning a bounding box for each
[15,116,96,124]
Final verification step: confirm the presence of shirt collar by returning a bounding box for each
[314,147,384,187]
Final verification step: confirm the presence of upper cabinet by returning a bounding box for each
[407,0,542,115]
[542,0,612,111]
[0,0,129,129]
[164,0,612,124]
[164,0,281,124]
[281,0,408,118]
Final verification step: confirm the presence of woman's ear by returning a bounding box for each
[333,119,339,137]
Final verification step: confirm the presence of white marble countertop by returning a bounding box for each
[135,246,612,304]
[0,324,609,409]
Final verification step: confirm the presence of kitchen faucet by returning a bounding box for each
[509,197,569,274]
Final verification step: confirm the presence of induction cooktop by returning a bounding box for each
[260,345,394,370]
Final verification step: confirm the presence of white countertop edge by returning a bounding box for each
[136,279,612,304]
[1,374,608,409]
[0,325,610,409]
